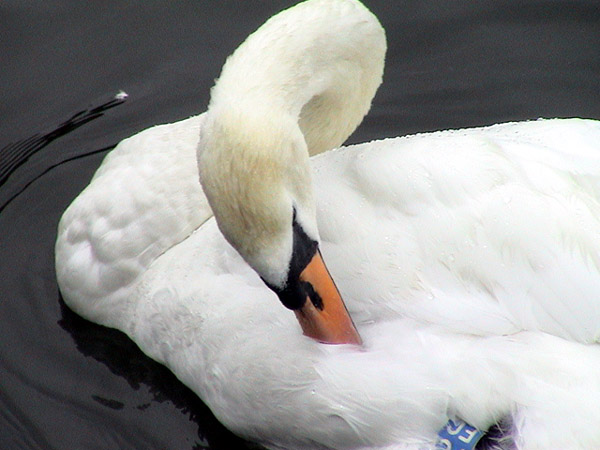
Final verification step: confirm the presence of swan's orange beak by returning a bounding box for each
[294,250,362,345]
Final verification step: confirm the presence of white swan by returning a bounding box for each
[56,0,600,448]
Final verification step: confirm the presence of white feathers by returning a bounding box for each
[57,117,600,449]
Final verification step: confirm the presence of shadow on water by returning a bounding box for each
[57,295,256,450]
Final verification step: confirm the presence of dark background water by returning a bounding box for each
[1,1,599,449]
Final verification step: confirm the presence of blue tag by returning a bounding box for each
[436,418,484,450]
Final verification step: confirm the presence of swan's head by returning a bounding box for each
[196,0,386,345]
[198,106,361,345]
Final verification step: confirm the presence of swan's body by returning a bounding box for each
[56,0,600,449]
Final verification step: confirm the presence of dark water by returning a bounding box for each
[1,1,599,449]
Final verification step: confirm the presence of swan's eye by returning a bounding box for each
[300,280,323,311]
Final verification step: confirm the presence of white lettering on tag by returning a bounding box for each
[458,427,478,443]
[446,420,465,436]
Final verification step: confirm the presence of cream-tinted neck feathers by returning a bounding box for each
[198,108,311,287]
[210,0,385,155]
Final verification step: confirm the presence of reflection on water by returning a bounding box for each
[1,0,598,449]
[57,297,251,449]
[0,93,127,214]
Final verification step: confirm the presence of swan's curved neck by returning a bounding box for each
[208,0,386,156]
[198,0,385,281]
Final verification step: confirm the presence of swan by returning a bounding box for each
[55,0,600,448]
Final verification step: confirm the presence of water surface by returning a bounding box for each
[1,1,599,448]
